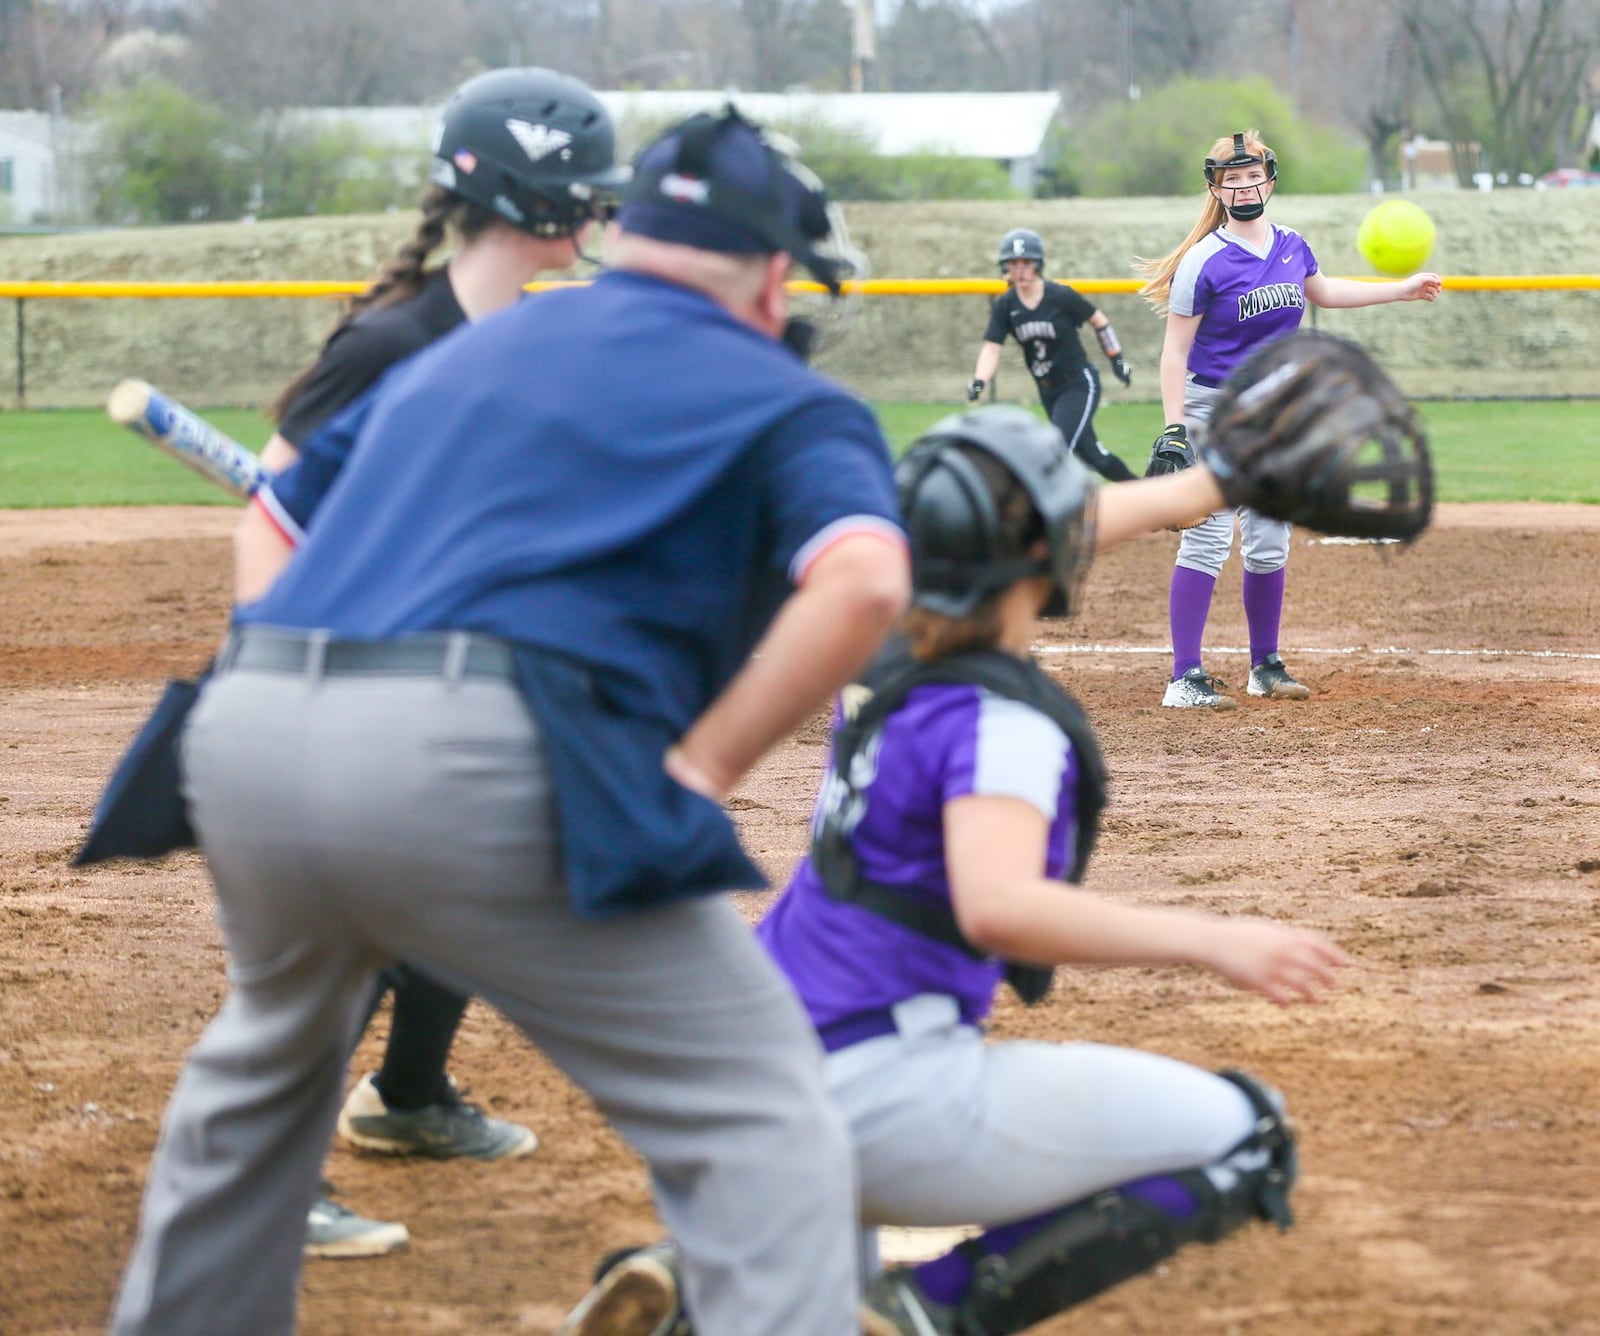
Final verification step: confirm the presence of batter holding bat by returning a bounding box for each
[1135,130,1441,709]
[107,380,267,499]
[560,333,1431,1336]
[246,65,629,1258]
[965,228,1138,482]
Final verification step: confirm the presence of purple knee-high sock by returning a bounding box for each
[1242,566,1287,667]
[1169,566,1218,680]
[910,1176,1204,1307]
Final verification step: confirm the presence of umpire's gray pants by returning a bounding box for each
[109,662,859,1336]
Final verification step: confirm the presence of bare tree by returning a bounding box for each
[989,0,1115,103]
[191,0,473,110]
[742,0,791,88]
[464,0,600,79]
[1266,0,1418,187]
[1396,0,1600,181]
[1,0,139,109]
[878,0,1006,92]
[1124,0,1234,87]
[985,0,1243,106]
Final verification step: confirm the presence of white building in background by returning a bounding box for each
[290,90,1067,197]
[597,91,1065,195]
[0,111,61,222]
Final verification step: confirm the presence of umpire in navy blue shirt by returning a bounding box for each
[110,108,910,1336]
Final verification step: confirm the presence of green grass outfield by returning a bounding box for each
[2,400,1598,508]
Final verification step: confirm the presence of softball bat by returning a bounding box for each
[107,379,267,500]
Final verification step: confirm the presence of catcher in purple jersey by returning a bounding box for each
[556,406,1348,1336]
[1135,130,1441,709]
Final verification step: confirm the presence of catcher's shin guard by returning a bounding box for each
[952,1069,1296,1336]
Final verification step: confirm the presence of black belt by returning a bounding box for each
[220,628,517,681]
[1191,372,1224,389]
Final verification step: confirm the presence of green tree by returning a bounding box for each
[88,81,422,223]
[253,120,426,218]
[1064,77,1365,198]
[87,78,252,223]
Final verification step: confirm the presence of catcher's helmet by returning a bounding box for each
[896,406,1097,619]
[430,68,630,238]
[997,227,1045,273]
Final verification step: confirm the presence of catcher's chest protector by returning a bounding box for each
[812,640,1108,1004]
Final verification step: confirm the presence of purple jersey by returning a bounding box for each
[1171,224,1318,384]
[758,681,1082,1029]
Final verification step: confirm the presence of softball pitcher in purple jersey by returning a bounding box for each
[556,407,1348,1336]
[1136,130,1441,709]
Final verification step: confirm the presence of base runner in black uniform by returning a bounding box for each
[966,228,1138,482]
[250,66,627,1259]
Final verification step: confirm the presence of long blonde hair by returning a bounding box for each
[1134,129,1274,316]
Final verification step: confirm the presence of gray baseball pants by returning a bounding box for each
[1178,373,1292,577]
[823,995,1256,1232]
[109,653,859,1336]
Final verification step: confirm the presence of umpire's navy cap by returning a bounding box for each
[617,106,847,290]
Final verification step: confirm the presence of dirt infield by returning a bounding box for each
[2,505,1597,1336]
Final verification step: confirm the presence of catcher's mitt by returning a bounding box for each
[1144,423,1196,477]
[1201,331,1433,541]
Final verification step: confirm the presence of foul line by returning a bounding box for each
[1031,643,1600,662]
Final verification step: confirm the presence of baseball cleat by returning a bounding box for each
[1247,653,1310,700]
[1161,666,1237,710]
[554,1242,683,1336]
[337,1072,538,1160]
[304,1187,409,1259]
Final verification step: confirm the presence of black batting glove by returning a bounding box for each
[1144,423,1196,478]
[966,378,986,403]
[1109,354,1132,387]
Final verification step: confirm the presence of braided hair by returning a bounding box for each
[270,185,499,423]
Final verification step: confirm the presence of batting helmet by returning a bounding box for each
[896,406,1097,619]
[997,227,1046,274]
[430,67,630,239]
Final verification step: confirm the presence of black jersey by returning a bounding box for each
[277,267,468,446]
[983,280,1097,396]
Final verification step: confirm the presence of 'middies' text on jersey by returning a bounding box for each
[1170,224,1318,384]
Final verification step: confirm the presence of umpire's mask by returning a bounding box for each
[617,105,865,360]
[896,406,1098,620]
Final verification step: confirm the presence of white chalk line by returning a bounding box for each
[1032,643,1600,662]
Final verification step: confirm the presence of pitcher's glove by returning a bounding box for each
[1202,331,1433,541]
[1144,423,1195,477]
